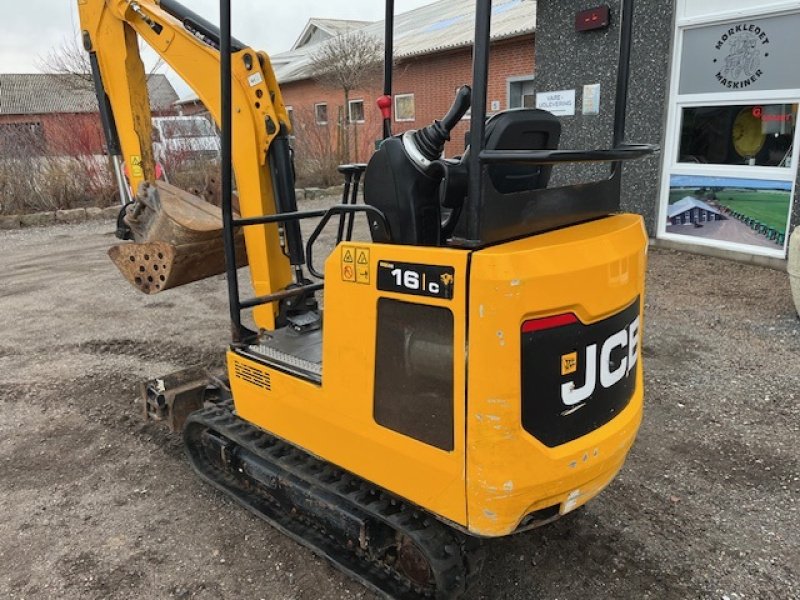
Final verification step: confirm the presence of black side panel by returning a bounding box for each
[373,299,454,451]
[454,174,621,245]
[521,298,640,447]
[364,137,441,246]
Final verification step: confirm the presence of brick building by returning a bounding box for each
[273,0,536,162]
[0,73,178,157]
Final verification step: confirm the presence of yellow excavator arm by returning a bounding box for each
[77,0,294,329]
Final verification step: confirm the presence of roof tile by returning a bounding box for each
[0,73,178,115]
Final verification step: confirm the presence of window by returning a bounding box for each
[0,121,45,157]
[348,99,365,123]
[161,118,216,139]
[314,103,328,125]
[657,11,800,259]
[394,93,415,122]
[508,76,536,109]
[679,104,796,168]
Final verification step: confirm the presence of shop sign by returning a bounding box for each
[536,89,576,116]
[679,12,800,95]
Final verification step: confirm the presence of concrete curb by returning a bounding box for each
[0,185,347,231]
[0,206,120,231]
[298,185,345,201]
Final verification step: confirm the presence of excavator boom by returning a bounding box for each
[78,0,294,328]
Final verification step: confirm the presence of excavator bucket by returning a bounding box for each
[108,181,246,294]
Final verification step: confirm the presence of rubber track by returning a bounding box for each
[183,404,483,599]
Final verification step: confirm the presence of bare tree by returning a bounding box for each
[310,31,384,163]
[37,35,164,89]
[38,36,94,89]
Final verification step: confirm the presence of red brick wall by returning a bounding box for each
[0,107,178,158]
[0,113,105,157]
[281,35,534,162]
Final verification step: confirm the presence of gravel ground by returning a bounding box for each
[1,206,798,600]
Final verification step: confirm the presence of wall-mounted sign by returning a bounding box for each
[575,5,610,32]
[679,12,800,94]
[536,89,576,116]
[582,83,601,115]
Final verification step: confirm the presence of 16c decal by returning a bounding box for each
[377,261,455,299]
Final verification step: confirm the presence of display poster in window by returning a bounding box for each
[666,174,792,252]
[679,13,800,95]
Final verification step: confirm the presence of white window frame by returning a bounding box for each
[507,75,536,109]
[655,5,800,259]
[348,99,365,124]
[314,102,328,125]
[394,93,416,122]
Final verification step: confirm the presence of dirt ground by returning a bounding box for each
[1,209,798,600]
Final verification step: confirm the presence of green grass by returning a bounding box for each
[715,190,791,234]
[669,188,692,204]
[668,187,791,234]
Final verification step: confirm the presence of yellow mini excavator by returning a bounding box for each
[78,0,657,597]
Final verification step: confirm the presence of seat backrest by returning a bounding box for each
[484,109,561,193]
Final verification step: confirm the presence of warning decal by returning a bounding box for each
[341,245,370,284]
[355,249,370,284]
[130,155,144,178]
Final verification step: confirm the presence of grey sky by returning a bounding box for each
[0,0,433,98]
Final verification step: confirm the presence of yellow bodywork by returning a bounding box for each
[465,214,646,535]
[230,214,647,535]
[79,0,647,538]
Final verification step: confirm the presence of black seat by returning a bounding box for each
[363,108,561,247]
[484,108,561,193]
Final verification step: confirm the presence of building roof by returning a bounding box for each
[274,0,536,83]
[667,196,723,219]
[0,73,178,116]
[291,18,375,51]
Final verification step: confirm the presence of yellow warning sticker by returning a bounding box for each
[341,246,369,284]
[355,248,370,284]
[561,351,578,376]
[130,155,143,178]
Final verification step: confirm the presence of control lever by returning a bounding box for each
[413,85,472,161]
[363,85,473,246]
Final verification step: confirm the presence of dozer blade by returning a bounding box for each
[109,181,246,294]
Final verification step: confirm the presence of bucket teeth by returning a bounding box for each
[108,181,246,294]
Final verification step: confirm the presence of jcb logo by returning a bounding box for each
[561,316,640,406]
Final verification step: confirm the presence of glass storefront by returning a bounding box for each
[658,7,800,258]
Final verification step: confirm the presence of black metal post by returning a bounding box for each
[335,173,353,243]
[345,169,363,241]
[466,0,492,242]
[219,0,244,340]
[382,0,395,139]
[613,0,634,148]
